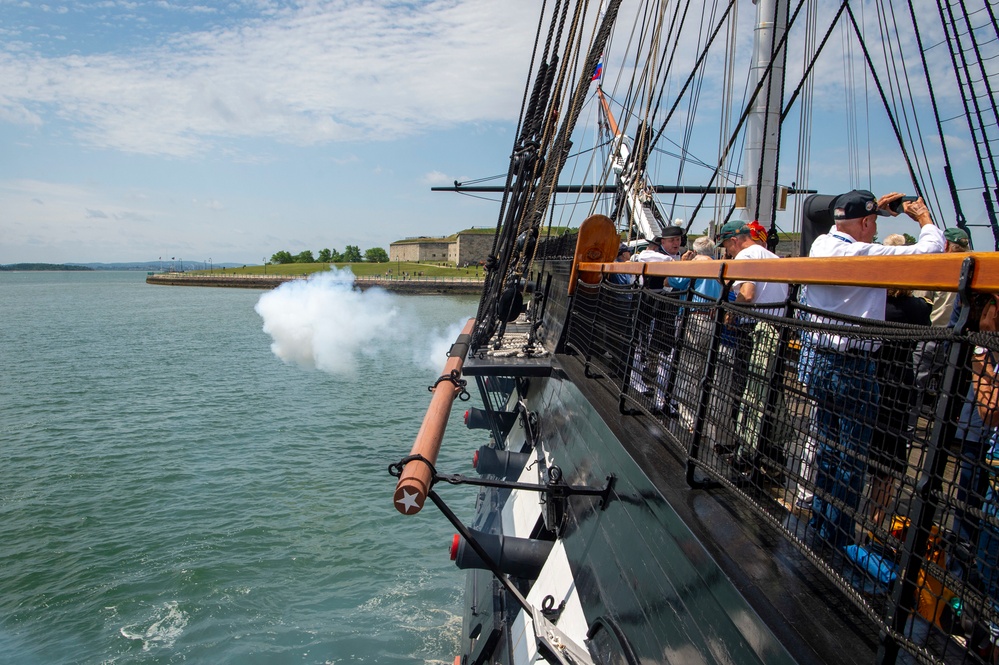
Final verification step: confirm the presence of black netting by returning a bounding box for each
[565,276,999,664]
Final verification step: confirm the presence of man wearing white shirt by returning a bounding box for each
[634,227,682,291]
[631,227,683,414]
[806,189,944,547]
[715,220,791,475]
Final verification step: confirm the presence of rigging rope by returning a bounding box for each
[681,0,815,229]
[475,0,552,347]
[714,0,738,232]
[842,26,859,189]
[909,0,966,229]
[791,0,817,238]
[780,2,850,122]
[670,0,721,222]
[525,0,590,282]
[600,89,742,179]
[843,4,925,200]
[644,0,737,183]
[875,0,945,221]
[946,0,999,181]
[936,0,999,249]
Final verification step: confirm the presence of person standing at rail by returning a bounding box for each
[714,220,791,480]
[608,244,637,286]
[804,189,944,548]
[668,236,722,430]
[913,226,972,410]
[630,227,683,414]
[865,234,932,532]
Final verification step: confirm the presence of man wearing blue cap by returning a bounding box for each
[608,244,636,286]
[805,190,944,548]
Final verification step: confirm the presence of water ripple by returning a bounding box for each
[0,273,476,664]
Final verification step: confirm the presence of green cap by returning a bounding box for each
[715,220,751,248]
[944,227,970,247]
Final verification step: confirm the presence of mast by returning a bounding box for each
[736,0,789,225]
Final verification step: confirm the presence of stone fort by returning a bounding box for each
[389,228,495,266]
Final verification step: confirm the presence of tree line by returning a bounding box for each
[270,246,389,264]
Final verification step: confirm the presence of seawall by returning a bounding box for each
[146,273,484,295]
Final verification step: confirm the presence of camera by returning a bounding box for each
[888,195,918,214]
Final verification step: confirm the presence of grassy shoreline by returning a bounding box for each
[189,261,483,279]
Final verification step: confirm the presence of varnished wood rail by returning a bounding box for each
[580,252,999,293]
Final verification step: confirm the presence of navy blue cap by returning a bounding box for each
[832,189,891,220]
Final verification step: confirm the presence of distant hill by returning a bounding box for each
[76,262,181,271]
[0,263,94,271]
[82,262,247,271]
[1,262,247,271]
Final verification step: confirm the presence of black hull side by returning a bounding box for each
[453,353,877,665]
[554,356,878,664]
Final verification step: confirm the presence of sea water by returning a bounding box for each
[0,270,480,664]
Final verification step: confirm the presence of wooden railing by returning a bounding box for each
[580,252,999,293]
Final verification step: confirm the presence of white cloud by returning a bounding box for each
[422,170,455,185]
[0,178,160,249]
[0,1,538,157]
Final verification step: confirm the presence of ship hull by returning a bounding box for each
[453,349,878,665]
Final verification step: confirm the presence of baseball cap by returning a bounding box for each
[944,227,970,247]
[832,189,892,220]
[715,220,751,247]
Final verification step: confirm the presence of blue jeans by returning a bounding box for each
[979,482,999,603]
[808,351,879,547]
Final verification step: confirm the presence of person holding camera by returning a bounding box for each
[803,189,944,548]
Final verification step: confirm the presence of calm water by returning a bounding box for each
[0,271,479,664]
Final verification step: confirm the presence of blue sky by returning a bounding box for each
[0,0,537,264]
[1,0,993,264]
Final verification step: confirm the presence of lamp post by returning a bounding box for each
[263,258,267,275]
[209,257,212,273]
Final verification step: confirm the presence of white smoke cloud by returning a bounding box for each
[414,318,472,372]
[254,268,400,375]
[255,268,477,378]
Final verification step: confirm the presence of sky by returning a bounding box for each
[0,0,994,264]
[0,0,539,264]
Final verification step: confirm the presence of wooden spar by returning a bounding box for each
[568,215,621,295]
[394,318,475,516]
[580,252,999,292]
[596,86,620,137]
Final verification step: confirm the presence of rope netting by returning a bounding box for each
[565,273,999,664]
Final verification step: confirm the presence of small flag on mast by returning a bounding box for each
[591,57,603,81]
